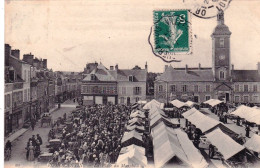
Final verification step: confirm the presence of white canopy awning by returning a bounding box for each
[128,118,144,126]
[205,128,245,160]
[121,130,143,143]
[204,99,223,107]
[204,99,215,104]
[185,100,197,107]
[143,99,161,110]
[153,126,208,168]
[120,144,146,155]
[130,111,145,119]
[137,100,147,104]
[126,125,145,132]
[182,108,199,119]
[149,106,167,118]
[117,148,147,167]
[231,105,260,124]
[244,134,260,153]
[186,111,220,133]
[171,99,188,108]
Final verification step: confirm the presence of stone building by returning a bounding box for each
[23,53,56,119]
[81,62,147,105]
[81,63,118,105]
[109,64,147,105]
[154,11,260,104]
[4,44,29,133]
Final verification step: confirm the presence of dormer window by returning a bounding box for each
[129,75,134,82]
[91,74,96,81]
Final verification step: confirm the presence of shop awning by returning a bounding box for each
[244,134,260,153]
[205,128,245,160]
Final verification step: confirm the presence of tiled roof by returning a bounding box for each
[83,63,116,82]
[110,69,147,82]
[232,70,260,82]
[156,65,214,82]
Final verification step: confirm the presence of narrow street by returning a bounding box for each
[5,101,77,168]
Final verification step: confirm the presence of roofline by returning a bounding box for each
[10,55,31,65]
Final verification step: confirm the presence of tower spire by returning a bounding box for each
[217,9,224,25]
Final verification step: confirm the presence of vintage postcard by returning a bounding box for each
[3,0,260,168]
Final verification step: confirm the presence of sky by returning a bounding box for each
[4,0,260,73]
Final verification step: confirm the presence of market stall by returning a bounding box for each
[116,148,147,167]
[121,130,144,147]
[152,126,208,168]
[171,99,188,109]
[143,99,161,110]
[244,134,260,154]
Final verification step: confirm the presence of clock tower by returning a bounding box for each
[211,10,232,81]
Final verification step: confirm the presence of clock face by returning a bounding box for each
[219,55,225,60]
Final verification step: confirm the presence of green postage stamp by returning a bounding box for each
[150,10,192,62]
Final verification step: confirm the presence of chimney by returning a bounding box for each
[185,64,188,73]
[258,62,260,75]
[11,49,20,60]
[23,53,34,65]
[231,64,234,70]
[198,63,201,70]
[165,65,168,72]
[43,59,47,69]
[95,61,98,66]
[145,62,148,71]
[5,44,11,66]
[110,66,114,70]
[115,64,118,70]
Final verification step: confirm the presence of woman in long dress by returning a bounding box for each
[28,141,35,161]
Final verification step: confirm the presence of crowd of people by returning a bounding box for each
[48,104,132,167]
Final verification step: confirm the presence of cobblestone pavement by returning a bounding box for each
[5,102,77,168]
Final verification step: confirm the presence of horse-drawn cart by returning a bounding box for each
[41,113,53,127]
[47,139,61,153]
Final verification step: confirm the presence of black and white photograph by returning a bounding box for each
[2,0,260,168]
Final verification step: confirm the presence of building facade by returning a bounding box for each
[23,53,56,119]
[154,11,260,104]
[110,64,147,105]
[5,44,31,132]
[81,63,118,105]
[81,63,147,105]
